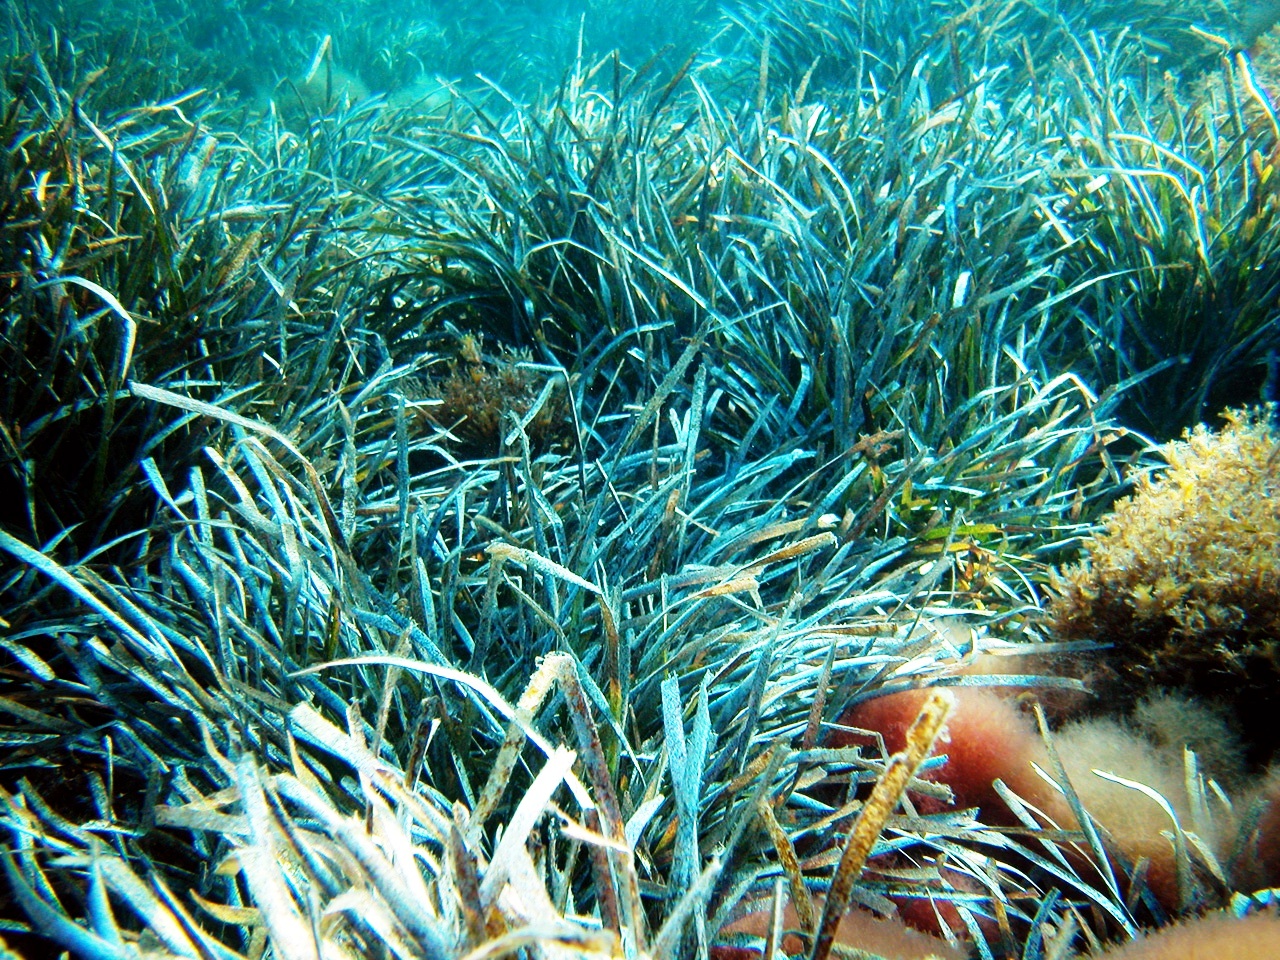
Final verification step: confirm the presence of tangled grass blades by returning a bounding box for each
[4,0,1280,958]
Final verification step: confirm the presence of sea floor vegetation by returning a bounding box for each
[2,0,1279,958]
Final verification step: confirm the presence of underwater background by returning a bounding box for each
[1,1,1279,958]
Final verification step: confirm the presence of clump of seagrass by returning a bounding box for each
[1046,406,1280,710]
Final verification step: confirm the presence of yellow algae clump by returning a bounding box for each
[1046,407,1280,704]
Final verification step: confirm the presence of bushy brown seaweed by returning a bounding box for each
[1047,407,1280,710]
[423,334,566,453]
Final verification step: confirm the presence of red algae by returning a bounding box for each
[836,686,1052,822]
[715,898,966,960]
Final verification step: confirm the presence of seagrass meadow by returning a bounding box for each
[2,0,1280,958]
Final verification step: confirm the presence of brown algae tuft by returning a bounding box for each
[1047,407,1280,721]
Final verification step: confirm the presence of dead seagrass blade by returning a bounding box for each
[810,689,955,960]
